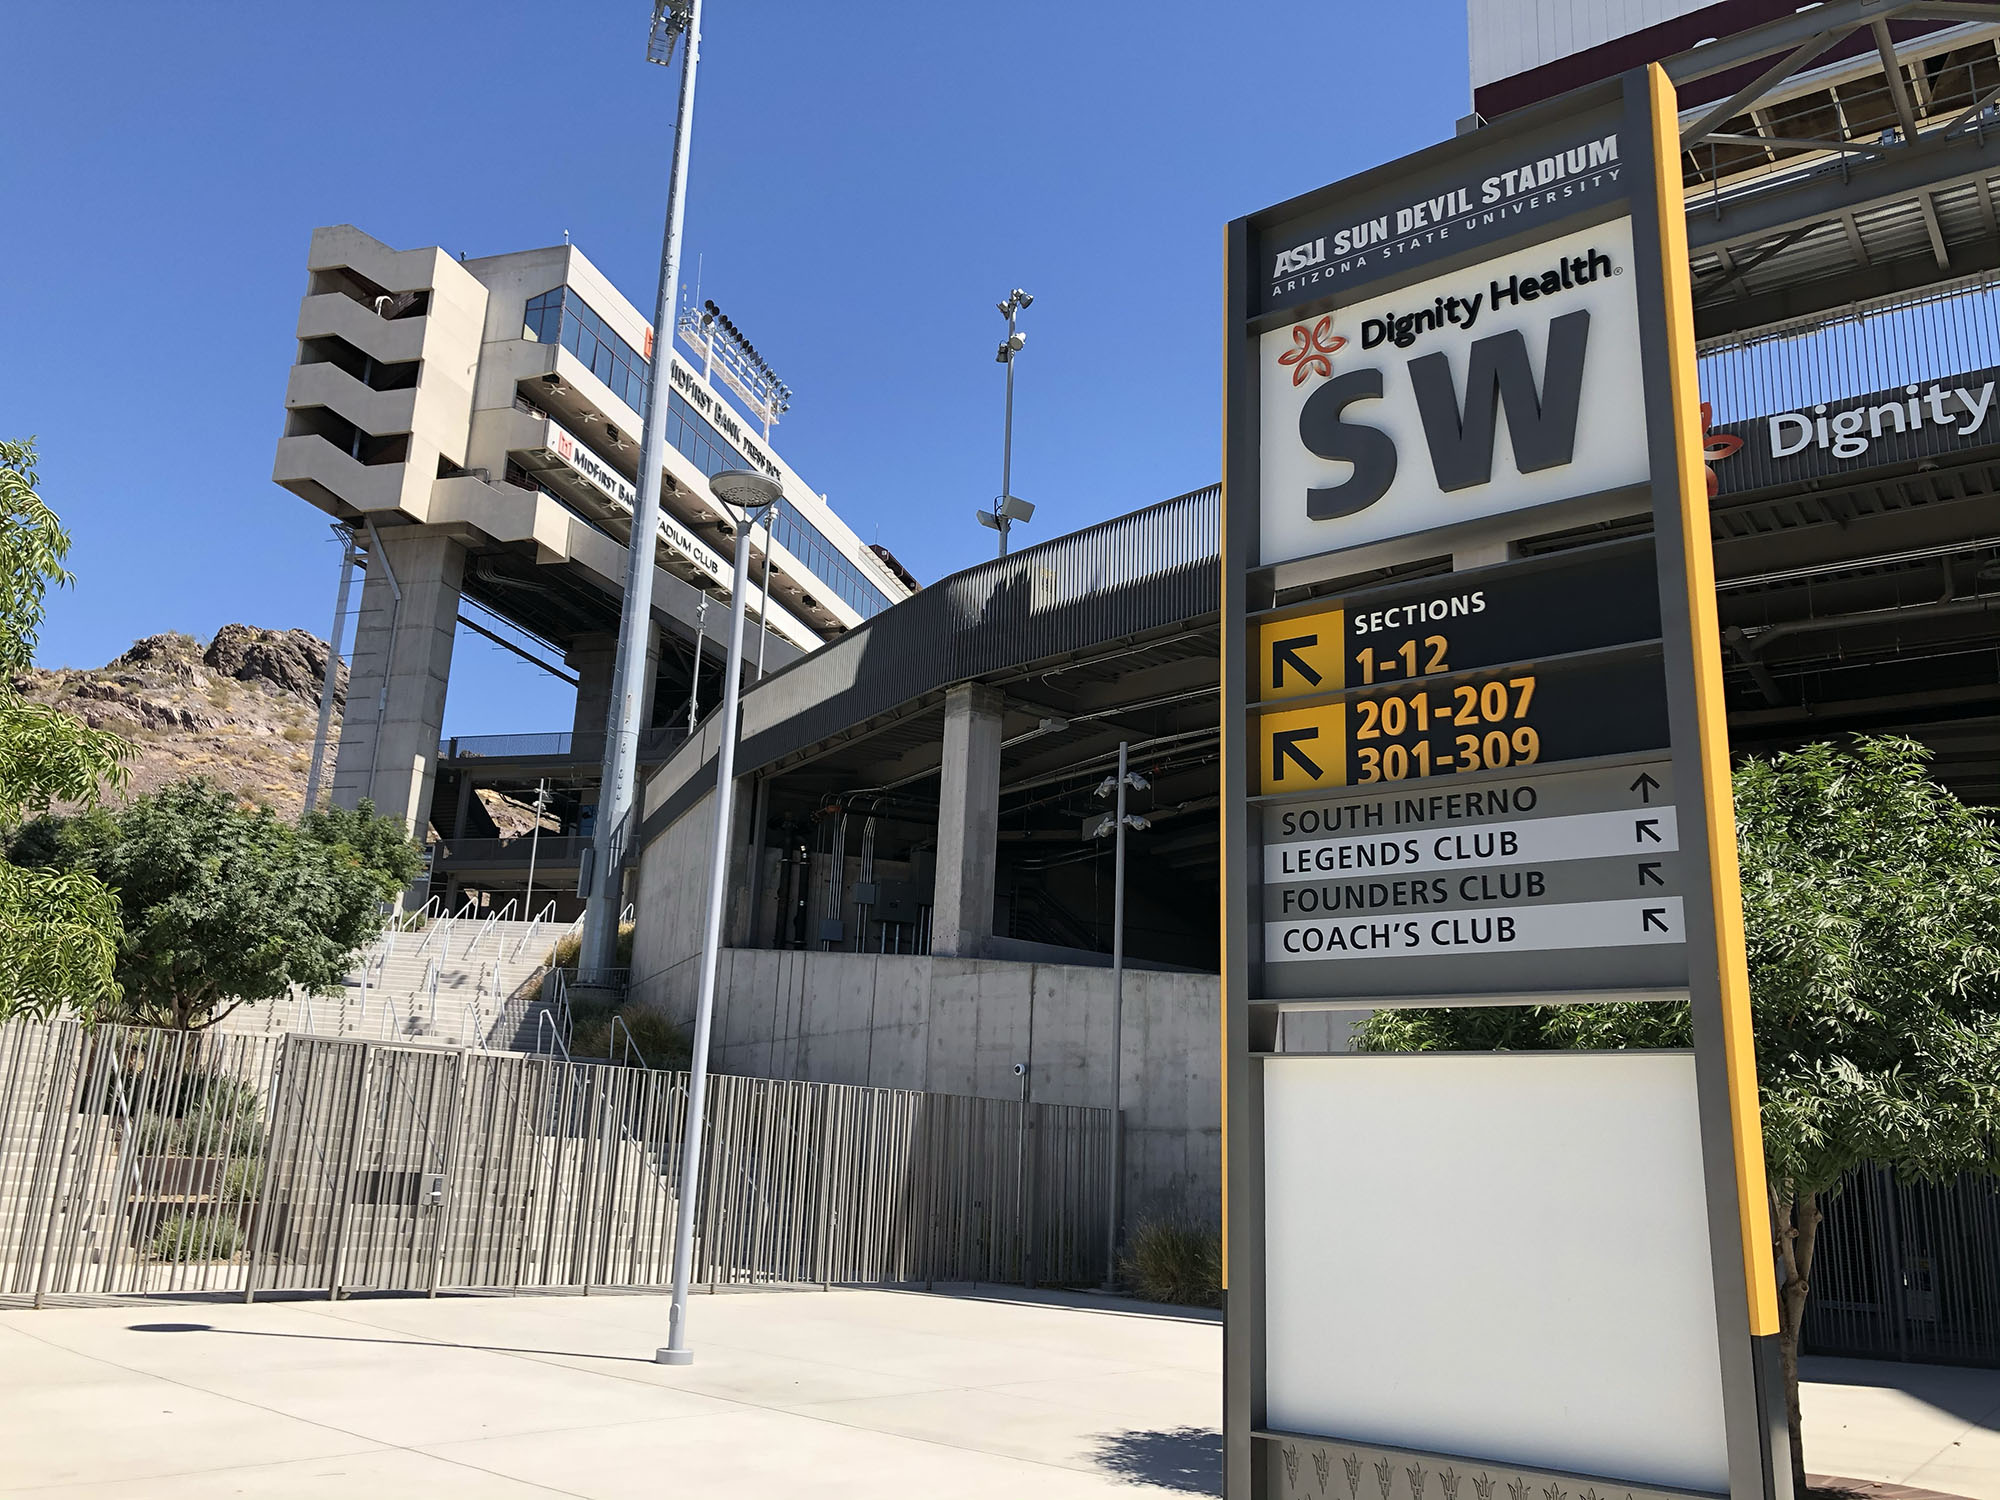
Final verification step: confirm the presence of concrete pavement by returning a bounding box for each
[0,1286,1221,1498]
[1802,1354,2000,1500]
[0,1288,1996,1498]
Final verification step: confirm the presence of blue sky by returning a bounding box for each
[0,2,1469,735]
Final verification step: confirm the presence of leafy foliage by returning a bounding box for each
[11,779,423,1029]
[1358,737,2000,1192]
[0,439,129,1020]
[1356,736,2000,1486]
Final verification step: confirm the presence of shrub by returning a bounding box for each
[131,1072,264,1157]
[615,1007,691,1070]
[151,1212,241,1262]
[547,921,633,972]
[1120,1216,1222,1308]
[222,1155,264,1202]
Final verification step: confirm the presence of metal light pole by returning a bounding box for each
[755,503,776,680]
[302,524,358,818]
[578,0,703,983]
[1092,743,1149,1287]
[659,467,781,1365]
[977,289,1035,556]
[524,778,549,915]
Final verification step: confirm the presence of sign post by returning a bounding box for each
[1223,66,1786,1500]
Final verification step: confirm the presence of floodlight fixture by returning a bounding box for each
[988,285,1035,557]
[647,0,695,66]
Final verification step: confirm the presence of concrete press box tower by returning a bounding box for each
[1221,67,1789,1500]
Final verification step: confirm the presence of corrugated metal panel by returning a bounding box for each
[1470,0,1709,91]
[637,488,1222,845]
[736,486,1219,774]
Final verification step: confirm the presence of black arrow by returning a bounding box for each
[1634,817,1662,844]
[1630,772,1660,803]
[1271,635,1323,690]
[1637,861,1664,887]
[1641,907,1670,933]
[1272,726,1323,782]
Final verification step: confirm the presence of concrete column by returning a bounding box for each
[932,683,1003,958]
[330,530,465,836]
[566,624,661,746]
[566,633,619,744]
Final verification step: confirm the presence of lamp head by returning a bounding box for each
[707,468,782,515]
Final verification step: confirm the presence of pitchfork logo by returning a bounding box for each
[1279,316,1346,386]
[1700,401,1742,498]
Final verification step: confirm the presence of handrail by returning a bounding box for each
[412,912,453,964]
[608,1014,649,1072]
[619,903,635,925]
[508,900,561,962]
[535,1007,570,1060]
[549,967,574,1051]
[424,957,442,1033]
[466,908,502,962]
[396,895,442,931]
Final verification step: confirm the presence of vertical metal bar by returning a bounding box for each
[323,1044,373,1300]
[303,528,357,816]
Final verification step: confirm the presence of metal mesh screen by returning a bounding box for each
[0,1020,1112,1306]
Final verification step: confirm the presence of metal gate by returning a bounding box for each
[1804,1166,2000,1366]
[0,1019,1112,1305]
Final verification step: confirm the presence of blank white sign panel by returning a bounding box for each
[1263,1051,1728,1493]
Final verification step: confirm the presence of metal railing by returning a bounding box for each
[441,727,683,764]
[536,1010,571,1061]
[0,1018,1112,1304]
[607,1015,649,1071]
[1804,1164,2000,1367]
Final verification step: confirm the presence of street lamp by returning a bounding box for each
[658,465,782,1366]
[977,288,1035,557]
[1090,742,1149,1287]
[524,778,551,917]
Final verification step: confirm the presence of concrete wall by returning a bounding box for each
[628,940,1226,1226]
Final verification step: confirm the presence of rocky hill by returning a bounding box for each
[13,627,345,816]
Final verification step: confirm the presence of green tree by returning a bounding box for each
[12,779,422,1030]
[1358,737,2000,1493]
[0,438,130,1021]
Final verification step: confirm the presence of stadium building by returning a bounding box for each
[618,0,2000,1336]
[272,0,2000,1354]
[273,225,915,909]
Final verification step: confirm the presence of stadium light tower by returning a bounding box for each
[977,289,1036,557]
[577,0,702,985]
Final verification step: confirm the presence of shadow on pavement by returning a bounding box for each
[1092,1425,1223,1495]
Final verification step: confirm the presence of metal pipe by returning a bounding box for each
[999,305,1019,558]
[658,491,771,1365]
[1104,739,1127,1289]
[580,0,705,979]
[304,527,358,817]
[756,505,775,680]
[686,595,708,734]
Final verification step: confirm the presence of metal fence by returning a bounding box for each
[1697,270,2000,423]
[1804,1166,2000,1367]
[0,1019,1111,1306]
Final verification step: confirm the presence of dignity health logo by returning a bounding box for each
[1278,316,1345,386]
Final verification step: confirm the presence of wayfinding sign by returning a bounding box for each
[1222,67,1787,1500]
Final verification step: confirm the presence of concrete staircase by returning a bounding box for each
[214,914,574,1050]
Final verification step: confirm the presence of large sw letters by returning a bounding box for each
[1297,309,1591,519]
